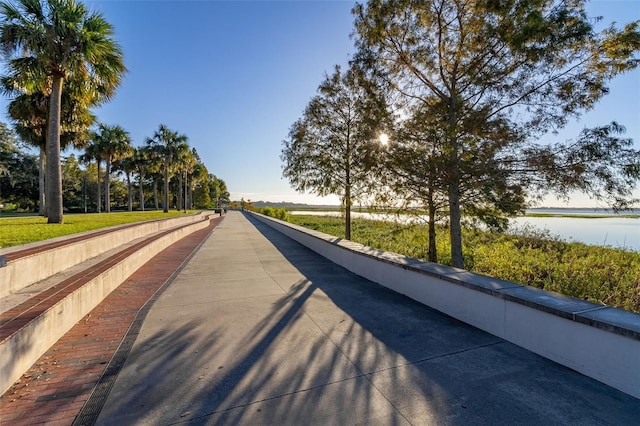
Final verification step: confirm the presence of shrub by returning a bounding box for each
[0,202,18,212]
[256,207,289,221]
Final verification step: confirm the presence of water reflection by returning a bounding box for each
[510,216,639,252]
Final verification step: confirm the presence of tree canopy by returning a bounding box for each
[353,0,640,267]
[0,0,126,223]
[281,64,392,239]
[145,124,189,213]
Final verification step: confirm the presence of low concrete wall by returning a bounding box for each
[249,212,640,400]
[0,217,213,395]
[0,213,207,298]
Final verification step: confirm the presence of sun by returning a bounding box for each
[379,133,389,145]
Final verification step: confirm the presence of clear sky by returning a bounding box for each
[1,0,638,207]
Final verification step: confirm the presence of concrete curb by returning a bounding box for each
[249,211,640,399]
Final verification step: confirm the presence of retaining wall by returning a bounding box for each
[249,212,640,400]
[0,215,214,395]
[0,213,207,298]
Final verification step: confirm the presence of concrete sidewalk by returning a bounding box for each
[94,211,639,425]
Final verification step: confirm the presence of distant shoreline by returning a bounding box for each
[524,208,640,218]
[255,201,640,218]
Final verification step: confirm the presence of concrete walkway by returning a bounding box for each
[95,211,639,425]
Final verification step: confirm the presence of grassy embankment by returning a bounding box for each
[0,211,196,249]
[287,214,640,313]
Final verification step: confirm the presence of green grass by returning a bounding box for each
[289,214,640,313]
[0,211,197,248]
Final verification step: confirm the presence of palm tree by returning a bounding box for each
[80,137,103,212]
[132,147,148,211]
[191,161,210,208]
[115,153,136,212]
[0,0,126,223]
[93,124,132,213]
[143,144,163,210]
[175,145,194,212]
[4,84,95,215]
[184,148,203,210]
[4,91,49,215]
[145,125,188,213]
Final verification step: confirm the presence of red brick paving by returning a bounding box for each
[0,216,223,425]
[1,223,196,338]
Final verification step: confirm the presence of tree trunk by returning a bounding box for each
[105,159,111,213]
[449,183,463,267]
[187,180,192,210]
[96,162,102,213]
[46,75,64,224]
[184,172,188,212]
[153,178,159,210]
[177,174,183,211]
[448,96,464,268]
[83,173,87,213]
[344,182,352,240]
[139,175,145,211]
[38,146,45,216]
[344,194,351,240]
[127,172,132,211]
[344,130,352,240]
[163,166,169,213]
[427,187,437,263]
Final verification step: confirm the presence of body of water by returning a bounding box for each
[290,210,640,252]
[510,216,639,251]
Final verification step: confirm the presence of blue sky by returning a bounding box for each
[1,0,639,207]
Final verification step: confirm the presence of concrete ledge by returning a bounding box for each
[249,212,640,399]
[0,216,213,395]
[0,213,208,298]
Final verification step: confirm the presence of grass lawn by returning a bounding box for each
[0,211,198,249]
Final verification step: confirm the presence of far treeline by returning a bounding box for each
[281,0,640,269]
[1,122,230,214]
[0,0,229,218]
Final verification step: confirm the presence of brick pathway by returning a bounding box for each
[0,216,223,425]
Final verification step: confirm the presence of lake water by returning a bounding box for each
[290,210,640,252]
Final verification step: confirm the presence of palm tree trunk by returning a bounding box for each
[127,173,132,211]
[96,161,102,213]
[178,174,183,211]
[184,172,188,212]
[163,166,169,213]
[153,178,158,210]
[46,75,64,224]
[83,173,87,213]
[139,175,145,211]
[187,180,192,210]
[105,159,111,213]
[38,146,45,216]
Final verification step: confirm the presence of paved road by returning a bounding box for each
[95,211,640,425]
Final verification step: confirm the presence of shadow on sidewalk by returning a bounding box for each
[95,212,640,425]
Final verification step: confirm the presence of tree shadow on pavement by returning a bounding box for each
[95,212,640,425]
